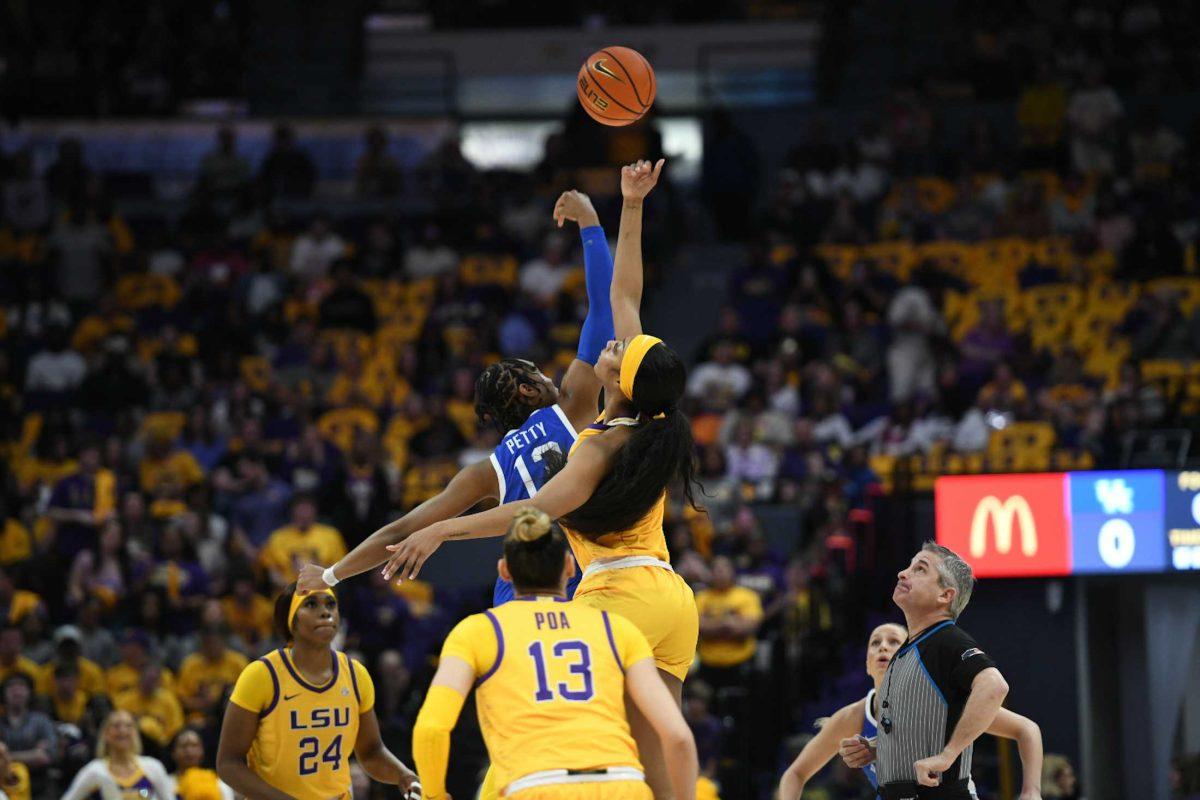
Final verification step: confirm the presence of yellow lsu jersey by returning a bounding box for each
[228,648,374,800]
[440,596,653,792]
[565,418,669,569]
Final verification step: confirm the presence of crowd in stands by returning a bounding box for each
[2,8,1200,800]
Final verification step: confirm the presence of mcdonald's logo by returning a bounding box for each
[936,474,1070,578]
[970,496,1038,558]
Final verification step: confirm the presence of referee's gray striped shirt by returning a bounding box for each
[876,621,985,786]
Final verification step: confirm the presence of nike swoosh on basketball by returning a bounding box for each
[284,693,301,701]
[593,59,622,81]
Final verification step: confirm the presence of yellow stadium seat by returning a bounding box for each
[317,408,380,453]
[863,241,917,280]
[140,412,187,441]
[814,244,859,281]
[1141,360,1188,396]
[988,422,1055,472]
[459,254,518,289]
[1023,284,1082,319]
[1147,277,1200,314]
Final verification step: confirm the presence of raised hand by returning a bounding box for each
[620,158,665,201]
[553,190,600,228]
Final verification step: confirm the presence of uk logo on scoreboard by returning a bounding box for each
[1067,470,1167,574]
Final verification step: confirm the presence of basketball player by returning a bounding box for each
[776,623,1043,799]
[411,508,698,800]
[297,190,617,606]
[216,585,420,800]
[386,158,702,800]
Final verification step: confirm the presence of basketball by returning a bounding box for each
[577,46,656,126]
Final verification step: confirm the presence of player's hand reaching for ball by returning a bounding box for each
[620,158,665,201]
[553,190,599,229]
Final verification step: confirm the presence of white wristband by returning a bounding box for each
[321,567,340,587]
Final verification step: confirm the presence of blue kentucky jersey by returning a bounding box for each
[862,688,879,788]
[488,404,581,605]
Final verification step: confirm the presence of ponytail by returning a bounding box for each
[544,409,704,538]
[503,509,569,592]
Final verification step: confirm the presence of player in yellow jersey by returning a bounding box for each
[216,584,420,800]
[392,157,701,800]
[412,508,697,800]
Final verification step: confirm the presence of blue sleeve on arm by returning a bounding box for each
[576,225,616,364]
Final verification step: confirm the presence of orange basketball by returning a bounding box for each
[577,46,656,126]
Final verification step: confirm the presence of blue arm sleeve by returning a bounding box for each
[576,225,616,364]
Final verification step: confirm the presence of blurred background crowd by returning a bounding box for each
[2,0,1200,799]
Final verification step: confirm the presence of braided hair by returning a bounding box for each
[475,359,543,433]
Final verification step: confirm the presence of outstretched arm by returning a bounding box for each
[296,459,498,592]
[381,434,623,581]
[777,702,864,800]
[987,708,1043,800]
[612,159,664,341]
[554,190,613,430]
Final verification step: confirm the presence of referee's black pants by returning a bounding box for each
[878,779,973,800]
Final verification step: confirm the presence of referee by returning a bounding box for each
[838,542,1012,799]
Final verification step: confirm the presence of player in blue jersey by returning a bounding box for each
[776,623,1043,800]
[297,190,615,602]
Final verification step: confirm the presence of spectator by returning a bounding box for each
[289,214,347,282]
[168,728,235,800]
[258,496,347,589]
[176,625,247,728]
[0,741,31,800]
[695,556,764,691]
[1066,65,1123,175]
[258,123,316,201]
[23,325,86,397]
[688,340,753,401]
[196,127,252,207]
[403,224,459,280]
[113,659,184,750]
[48,202,114,309]
[518,231,572,305]
[958,297,1016,383]
[1041,753,1080,799]
[65,519,126,613]
[220,570,274,651]
[229,454,294,553]
[0,674,57,793]
[885,276,944,402]
[1017,62,1068,167]
[36,626,105,697]
[42,441,114,566]
[0,627,38,686]
[355,126,403,198]
[724,420,780,499]
[105,631,176,699]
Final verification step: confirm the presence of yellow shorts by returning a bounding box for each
[574,566,697,681]
[508,781,652,799]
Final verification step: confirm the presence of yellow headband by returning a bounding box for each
[288,588,335,634]
[619,334,663,401]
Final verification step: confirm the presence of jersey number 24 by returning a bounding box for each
[299,735,342,775]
